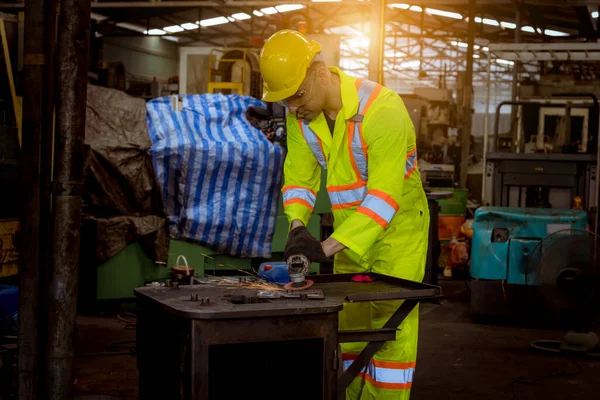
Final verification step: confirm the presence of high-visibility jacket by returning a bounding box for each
[282,67,430,399]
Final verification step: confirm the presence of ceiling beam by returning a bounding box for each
[573,6,598,39]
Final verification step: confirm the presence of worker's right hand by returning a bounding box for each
[283,226,330,264]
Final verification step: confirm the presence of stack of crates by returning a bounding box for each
[431,187,468,276]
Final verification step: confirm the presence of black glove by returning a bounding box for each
[283,226,330,264]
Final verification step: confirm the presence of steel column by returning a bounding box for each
[368,0,385,84]
[43,0,91,398]
[459,0,476,188]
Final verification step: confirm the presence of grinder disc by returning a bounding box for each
[284,279,314,291]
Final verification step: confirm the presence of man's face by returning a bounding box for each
[278,68,325,122]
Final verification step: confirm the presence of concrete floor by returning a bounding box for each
[73,279,600,400]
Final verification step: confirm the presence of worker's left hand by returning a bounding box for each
[283,226,330,264]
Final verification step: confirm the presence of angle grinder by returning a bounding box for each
[284,254,313,291]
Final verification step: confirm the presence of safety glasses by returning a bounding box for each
[276,70,316,108]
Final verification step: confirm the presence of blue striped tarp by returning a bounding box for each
[146,93,284,258]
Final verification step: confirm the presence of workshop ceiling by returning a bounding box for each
[0,0,597,92]
[0,1,595,46]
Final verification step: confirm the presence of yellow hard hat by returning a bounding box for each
[259,29,321,102]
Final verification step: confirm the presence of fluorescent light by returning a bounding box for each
[91,12,107,22]
[500,21,516,29]
[475,17,499,26]
[116,22,146,33]
[389,3,410,9]
[473,54,480,59]
[227,17,235,22]
[409,5,422,12]
[276,4,304,12]
[482,46,489,52]
[483,18,499,26]
[593,11,599,18]
[181,22,199,30]
[496,59,514,66]
[163,36,181,43]
[425,8,462,20]
[198,16,230,27]
[232,13,251,20]
[451,40,480,50]
[146,29,166,35]
[522,26,535,33]
[544,29,569,37]
[253,10,264,17]
[163,25,184,33]
[260,7,278,14]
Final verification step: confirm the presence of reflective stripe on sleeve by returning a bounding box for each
[405,147,418,179]
[329,185,368,210]
[357,190,400,228]
[282,186,316,211]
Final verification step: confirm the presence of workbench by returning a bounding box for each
[135,273,440,400]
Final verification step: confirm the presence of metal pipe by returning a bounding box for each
[44,0,90,397]
[459,0,476,189]
[419,9,424,79]
[18,0,47,397]
[482,50,492,203]
[511,5,522,152]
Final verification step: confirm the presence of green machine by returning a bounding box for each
[95,172,331,301]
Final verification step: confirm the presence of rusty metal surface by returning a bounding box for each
[135,285,343,319]
[134,273,440,320]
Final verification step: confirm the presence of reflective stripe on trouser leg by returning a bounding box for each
[340,303,419,400]
[339,192,429,400]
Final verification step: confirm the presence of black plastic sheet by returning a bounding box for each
[81,84,168,267]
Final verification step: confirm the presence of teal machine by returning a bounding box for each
[469,207,588,318]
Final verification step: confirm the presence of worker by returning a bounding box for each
[259,29,430,400]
